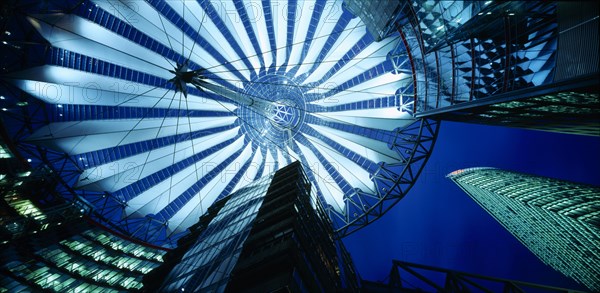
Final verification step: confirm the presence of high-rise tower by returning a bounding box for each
[145,161,359,292]
[447,167,600,291]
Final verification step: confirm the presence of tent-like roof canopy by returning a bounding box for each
[1,0,438,247]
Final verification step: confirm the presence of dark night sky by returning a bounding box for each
[344,121,600,290]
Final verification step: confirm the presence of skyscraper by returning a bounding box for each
[145,161,359,292]
[447,167,600,291]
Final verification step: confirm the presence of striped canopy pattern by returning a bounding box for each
[3,0,437,247]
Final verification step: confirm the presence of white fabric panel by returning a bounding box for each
[169,203,204,234]
[168,141,253,233]
[276,149,288,169]
[307,123,402,164]
[124,165,201,218]
[303,133,375,194]
[28,15,172,79]
[230,146,263,194]
[92,0,241,87]
[296,142,344,212]
[244,0,272,68]
[310,73,412,107]
[286,0,313,72]
[307,36,400,93]
[92,0,185,58]
[271,0,287,69]
[317,107,411,119]
[166,0,249,82]
[8,67,237,111]
[210,0,260,76]
[26,117,237,155]
[27,117,236,140]
[205,142,254,201]
[76,127,240,192]
[313,108,414,131]
[91,0,168,44]
[286,145,301,163]
[302,18,364,85]
[310,72,411,106]
[124,135,246,217]
[261,148,276,178]
[294,0,340,78]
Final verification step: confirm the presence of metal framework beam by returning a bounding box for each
[361,260,586,293]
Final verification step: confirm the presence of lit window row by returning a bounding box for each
[59,237,160,274]
[3,194,47,222]
[460,180,600,290]
[4,260,120,292]
[82,229,165,262]
[0,145,12,158]
[36,246,143,290]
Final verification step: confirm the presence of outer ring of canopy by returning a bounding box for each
[0,0,438,247]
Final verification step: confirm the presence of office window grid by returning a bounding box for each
[437,91,600,136]
[0,227,166,292]
[449,168,600,291]
[36,246,140,289]
[3,260,120,292]
[80,229,165,262]
[58,237,160,274]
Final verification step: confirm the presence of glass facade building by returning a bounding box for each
[1,227,166,292]
[147,161,359,292]
[2,137,167,292]
[427,87,599,136]
[1,169,165,292]
[448,167,600,291]
[397,1,599,136]
[156,172,272,291]
[344,0,402,41]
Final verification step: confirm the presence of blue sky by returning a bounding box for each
[344,121,599,290]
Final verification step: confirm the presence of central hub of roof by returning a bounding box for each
[270,100,301,130]
[239,74,307,147]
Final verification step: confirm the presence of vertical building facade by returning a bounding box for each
[147,161,359,292]
[447,167,600,291]
[398,1,599,136]
[1,139,167,292]
[344,0,402,41]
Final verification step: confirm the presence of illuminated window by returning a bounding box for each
[0,145,12,158]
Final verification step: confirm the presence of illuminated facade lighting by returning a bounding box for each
[448,167,600,291]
